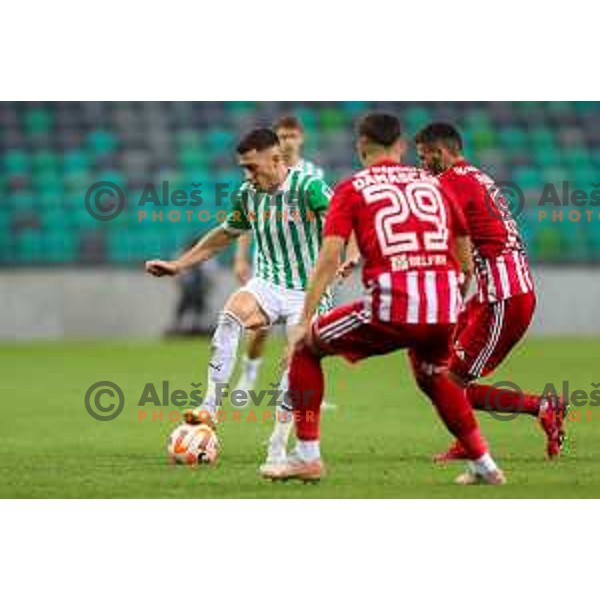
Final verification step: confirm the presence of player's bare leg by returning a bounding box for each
[234,327,269,398]
[185,290,270,425]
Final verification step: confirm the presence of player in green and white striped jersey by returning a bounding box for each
[146,127,332,469]
[233,115,328,398]
[227,171,329,288]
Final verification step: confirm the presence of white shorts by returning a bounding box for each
[240,277,306,328]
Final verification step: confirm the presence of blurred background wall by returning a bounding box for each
[1,101,599,339]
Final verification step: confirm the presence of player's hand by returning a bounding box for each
[282,321,310,369]
[145,259,181,277]
[289,321,310,350]
[233,257,251,285]
[336,257,360,281]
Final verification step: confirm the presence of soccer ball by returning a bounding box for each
[167,423,219,465]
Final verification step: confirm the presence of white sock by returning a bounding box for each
[268,370,293,457]
[241,355,262,384]
[296,440,320,462]
[472,453,499,475]
[202,381,218,418]
[201,311,243,417]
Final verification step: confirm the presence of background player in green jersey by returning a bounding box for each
[146,128,332,469]
[233,116,325,395]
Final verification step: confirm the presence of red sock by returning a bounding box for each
[423,373,488,460]
[288,345,324,441]
[467,384,541,415]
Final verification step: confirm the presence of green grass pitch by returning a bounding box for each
[1,336,599,498]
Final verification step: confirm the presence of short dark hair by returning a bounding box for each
[357,113,402,147]
[236,128,280,154]
[415,123,463,153]
[274,115,303,132]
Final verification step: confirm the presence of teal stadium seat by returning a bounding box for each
[320,107,347,132]
[498,127,528,151]
[4,149,29,174]
[24,108,52,135]
[87,129,118,155]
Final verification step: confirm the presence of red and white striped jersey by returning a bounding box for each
[439,161,534,303]
[324,159,467,325]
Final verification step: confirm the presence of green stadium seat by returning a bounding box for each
[586,223,600,256]
[535,145,562,168]
[63,150,89,173]
[513,167,540,190]
[574,101,596,114]
[0,208,11,232]
[32,150,59,172]
[404,107,432,132]
[340,101,369,115]
[571,166,596,189]
[563,148,592,168]
[472,128,496,152]
[229,101,257,111]
[294,108,317,131]
[87,129,118,154]
[95,170,125,188]
[41,209,65,230]
[44,231,76,262]
[32,170,64,194]
[24,108,52,134]
[320,108,346,132]
[562,216,587,260]
[15,231,43,262]
[70,206,102,229]
[179,148,207,171]
[541,166,569,185]
[10,191,36,210]
[205,129,234,153]
[498,127,528,150]
[547,101,574,113]
[176,130,201,149]
[529,127,555,148]
[39,190,63,208]
[4,150,29,174]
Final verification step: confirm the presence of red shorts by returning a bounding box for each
[311,300,455,376]
[450,292,536,381]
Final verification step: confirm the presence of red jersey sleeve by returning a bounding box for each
[323,180,355,240]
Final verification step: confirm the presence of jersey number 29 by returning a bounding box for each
[362,182,449,256]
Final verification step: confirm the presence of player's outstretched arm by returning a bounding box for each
[145,226,236,277]
[303,236,345,321]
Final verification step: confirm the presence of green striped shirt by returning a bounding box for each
[224,169,332,291]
